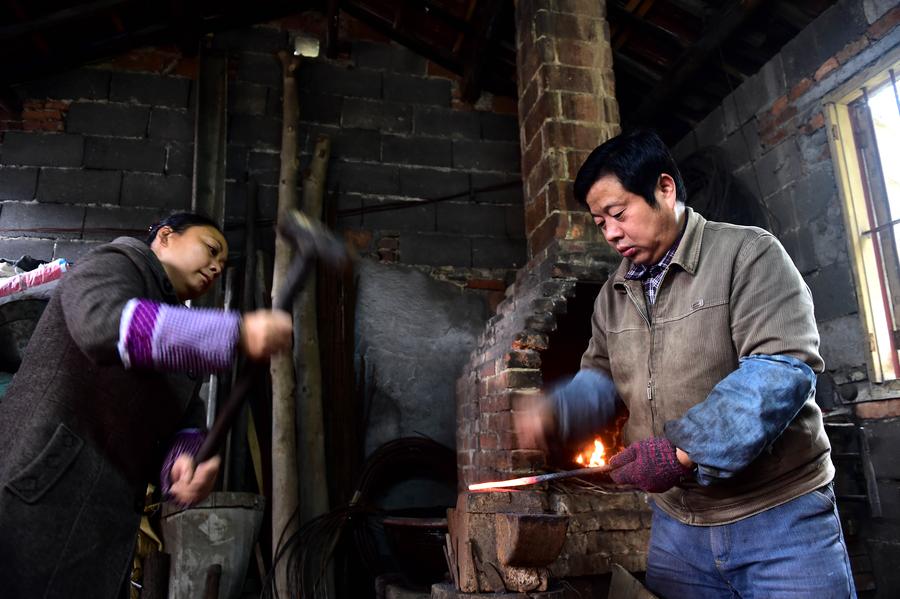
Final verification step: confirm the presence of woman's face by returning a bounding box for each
[152,224,228,301]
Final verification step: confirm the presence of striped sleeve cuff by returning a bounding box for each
[117,298,241,373]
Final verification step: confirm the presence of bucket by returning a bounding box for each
[161,491,265,599]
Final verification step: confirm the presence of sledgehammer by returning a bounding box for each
[194,210,348,464]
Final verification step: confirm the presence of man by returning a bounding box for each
[516,130,855,598]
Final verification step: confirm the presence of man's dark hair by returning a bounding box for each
[573,129,686,208]
[146,212,221,245]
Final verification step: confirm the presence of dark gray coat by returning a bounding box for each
[0,238,200,598]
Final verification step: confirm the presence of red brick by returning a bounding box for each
[547,180,579,212]
[528,211,567,257]
[524,195,547,235]
[342,229,373,252]
[505,350,541,369]
[479,433,500,450]
[814,57,839,82]
[513,330,550,351]
[800,111,826,135]
[566,149,591,180]
[478,360,497,378]
[23,120,63,132]
[486,371,509,393]
[789,78,813,102]
[543,120,604,151]
[537,64,596,95]
[770,95,788,118]
[507,368,542,389]
[526,155,554,198]
[836,37,870,64]
[468,278,507,291]
[867,6,900,40]
[510,449,545,471]
[555,39,599,69]
[855,398,900,419]
[482,393,511,412]
[482,411,513,432]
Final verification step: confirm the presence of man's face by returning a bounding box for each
[585,173,680,266]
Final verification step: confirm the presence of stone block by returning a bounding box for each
[471,173,524,205]
[414,106,481,139]
[0,238,54,261]
[298,92,343,125]
[399,167,469,199]
[84,137,166,172]
[247,150,280,186]
[481,113,520,141]
[165,143,193,177]
[335,193,363,228]
[37,168,121,205]
[121,173,191,209]
[83,206,167,241]
[341,98,412,134]
[236,52,282,87]
[453,140,520,173]
[225,145,248,180]
[0,167,38,200]
[67,102,149,137]
[400,232,471,267]
[298,61,381,99]
[228,82,269,116]
[19,68,110,101]
[805,261,858,321]
[473,237,526,269]
[818,315,867,373]
[212,26,287,53]
[110,72,191,108]
[382,135,452,167]
[812,1,868,61]
[383,73,450,106]
[228,114,282,148]
[54,240,103,261]
[781,26,827,87]
[362,197,434,231]
[1,132,84,167]
[461,490,546,514]
[0,202,85,239]
[148,108,193,141]
[336,162,400,195]
[436,202,508,236]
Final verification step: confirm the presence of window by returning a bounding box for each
[826,51,900,385]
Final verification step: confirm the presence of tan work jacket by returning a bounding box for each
[581,208,833,524]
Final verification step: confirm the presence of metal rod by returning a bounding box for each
[468,465,612,491]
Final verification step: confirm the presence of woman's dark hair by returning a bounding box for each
[146,212,221,245]
[573,129,686,208]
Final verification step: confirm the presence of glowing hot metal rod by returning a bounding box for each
[468,464,613,491]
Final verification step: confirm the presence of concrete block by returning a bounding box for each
[353,41,427,75]
[225,145,248,180]
[817,315,867,373]
[382,135,452,167]
[336,162,400,195]
[121,173,191,209]
[436,202,508,236]
[471,173,524,205]
[148,108,194,141]
[864,0,898,23]
[363,197,435,232]
[110,72,191,108]
[383,73,450,106]
[671,131,698,163]
[335,193,363,228]
[0,237,54,261]
[720,130,751,170]
[506,205,526,239]
[83,206,166,241]
[781,26,826,87]
[19,68,110,101]
[166,143,194,177]
[212,26,287,53]
[54,240,104,261]
[0,202,85,239]
[341,98,412,133]
[308,126,381,162]
[84,137,166,172]
[229,82,268,116]
[481,113,519,141]
[1,132,84,167]
[414,106,481,139]
[399,167,469,199]
[473,237,527,269]
[298,61,381,99]
[809,202,849,270]
[0,167,38,200]
[236,52,282,87]
[779,226,816,275]
[765,186,797,234]
[452,140,521,172]
[298,92,343,125]
[37,168,121,205]
[792,165,838,221]
[248,151,280,186]
[228,114,282,148]
[694,106,726,148]
[67,102,149,137]
[863,420,900,478]
[811,1,868,61]
[400,232,471,267]
[805,261,858,321]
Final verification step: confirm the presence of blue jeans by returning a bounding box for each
[646,484,856,598]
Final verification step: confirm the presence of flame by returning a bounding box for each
[574,438,606,468]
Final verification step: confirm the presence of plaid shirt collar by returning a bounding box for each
[624,234,683,305]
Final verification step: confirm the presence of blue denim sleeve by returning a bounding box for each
[550,369,620,446]
[664,354,816,486]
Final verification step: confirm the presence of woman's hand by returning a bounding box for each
[240,309,293,360]
[168,453,221,506]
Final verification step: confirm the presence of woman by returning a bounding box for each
[0,213,292,598]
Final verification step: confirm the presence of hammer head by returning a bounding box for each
[276,209,348,268]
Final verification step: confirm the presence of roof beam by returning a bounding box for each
[0,0,129,41]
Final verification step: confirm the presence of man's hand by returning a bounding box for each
[513,394,555,451]
[608,437,693,493]
[168,453,221,506]
[240,309,292,360]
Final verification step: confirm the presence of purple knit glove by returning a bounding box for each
[608,437,693,493]
[160,429,206,502]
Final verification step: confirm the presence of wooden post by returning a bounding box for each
[297,135,331,526]
[271,49,301,595]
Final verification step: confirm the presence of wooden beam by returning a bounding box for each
[0,0,129,41]
[628,0,767,127]
[460,0,505,103]
[325,0,340,58]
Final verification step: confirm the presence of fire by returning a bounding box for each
[574,438,606,468]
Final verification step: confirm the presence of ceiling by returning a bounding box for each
[0,0,839,143]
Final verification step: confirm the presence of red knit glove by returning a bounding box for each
[608,437,693,493]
